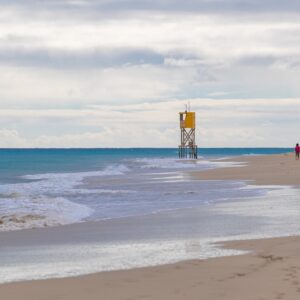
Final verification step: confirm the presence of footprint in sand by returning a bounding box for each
[276,292,285,299]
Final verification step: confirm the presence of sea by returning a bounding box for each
[2,147,300,284]
[0,148,291,231]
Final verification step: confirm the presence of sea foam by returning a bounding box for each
[0,164,130,231]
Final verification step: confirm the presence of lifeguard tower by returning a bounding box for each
[178,108,198,159]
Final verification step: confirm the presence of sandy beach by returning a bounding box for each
[192,152,297,186]
[1,152,300,299]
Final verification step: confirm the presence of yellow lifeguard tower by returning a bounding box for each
[179,108,197,159]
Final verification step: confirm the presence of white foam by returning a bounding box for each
[243,153,265,156]
[216,186,300,219]
[0,164,130,232]
[132,157,245,171]
[132,157,212,170]
[207,161,247,168]
[0,239,247,284]
[0,196,93,231]
[23,164,130,181]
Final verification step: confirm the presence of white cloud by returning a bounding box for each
[0,64,192,106]
[0,1,300,146]
[0,129,28,147]
[1,98,300,147]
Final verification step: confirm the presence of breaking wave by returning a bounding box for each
[0,164,130,232]
[0,195,92,231]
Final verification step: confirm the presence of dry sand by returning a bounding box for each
[192,152,298,186]
[2,152,300,300]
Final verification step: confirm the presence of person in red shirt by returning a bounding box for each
[295,143,300,160]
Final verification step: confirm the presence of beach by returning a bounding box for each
[1,152,300,299]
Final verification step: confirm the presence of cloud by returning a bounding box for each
[0,129,28,148]
[0,47,164,69]
[3,0,300,15]
[0,64,207,107]
[0,1,300,147]
[1,98,300,147]
[1,5,300,65]
[2,9,300,107]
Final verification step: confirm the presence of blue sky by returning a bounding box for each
[1,0,300,147]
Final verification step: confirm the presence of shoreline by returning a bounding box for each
[2,152,300,299]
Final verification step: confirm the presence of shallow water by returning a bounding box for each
[1,185,300,283]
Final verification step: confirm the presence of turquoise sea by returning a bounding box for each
[0,148,291,183]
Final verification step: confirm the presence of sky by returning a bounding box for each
[1,0,300,147]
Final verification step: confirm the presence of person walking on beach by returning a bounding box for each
[295,143,300,160]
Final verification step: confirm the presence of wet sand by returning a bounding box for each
[1,152,300,300]
[1,235,300,300]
